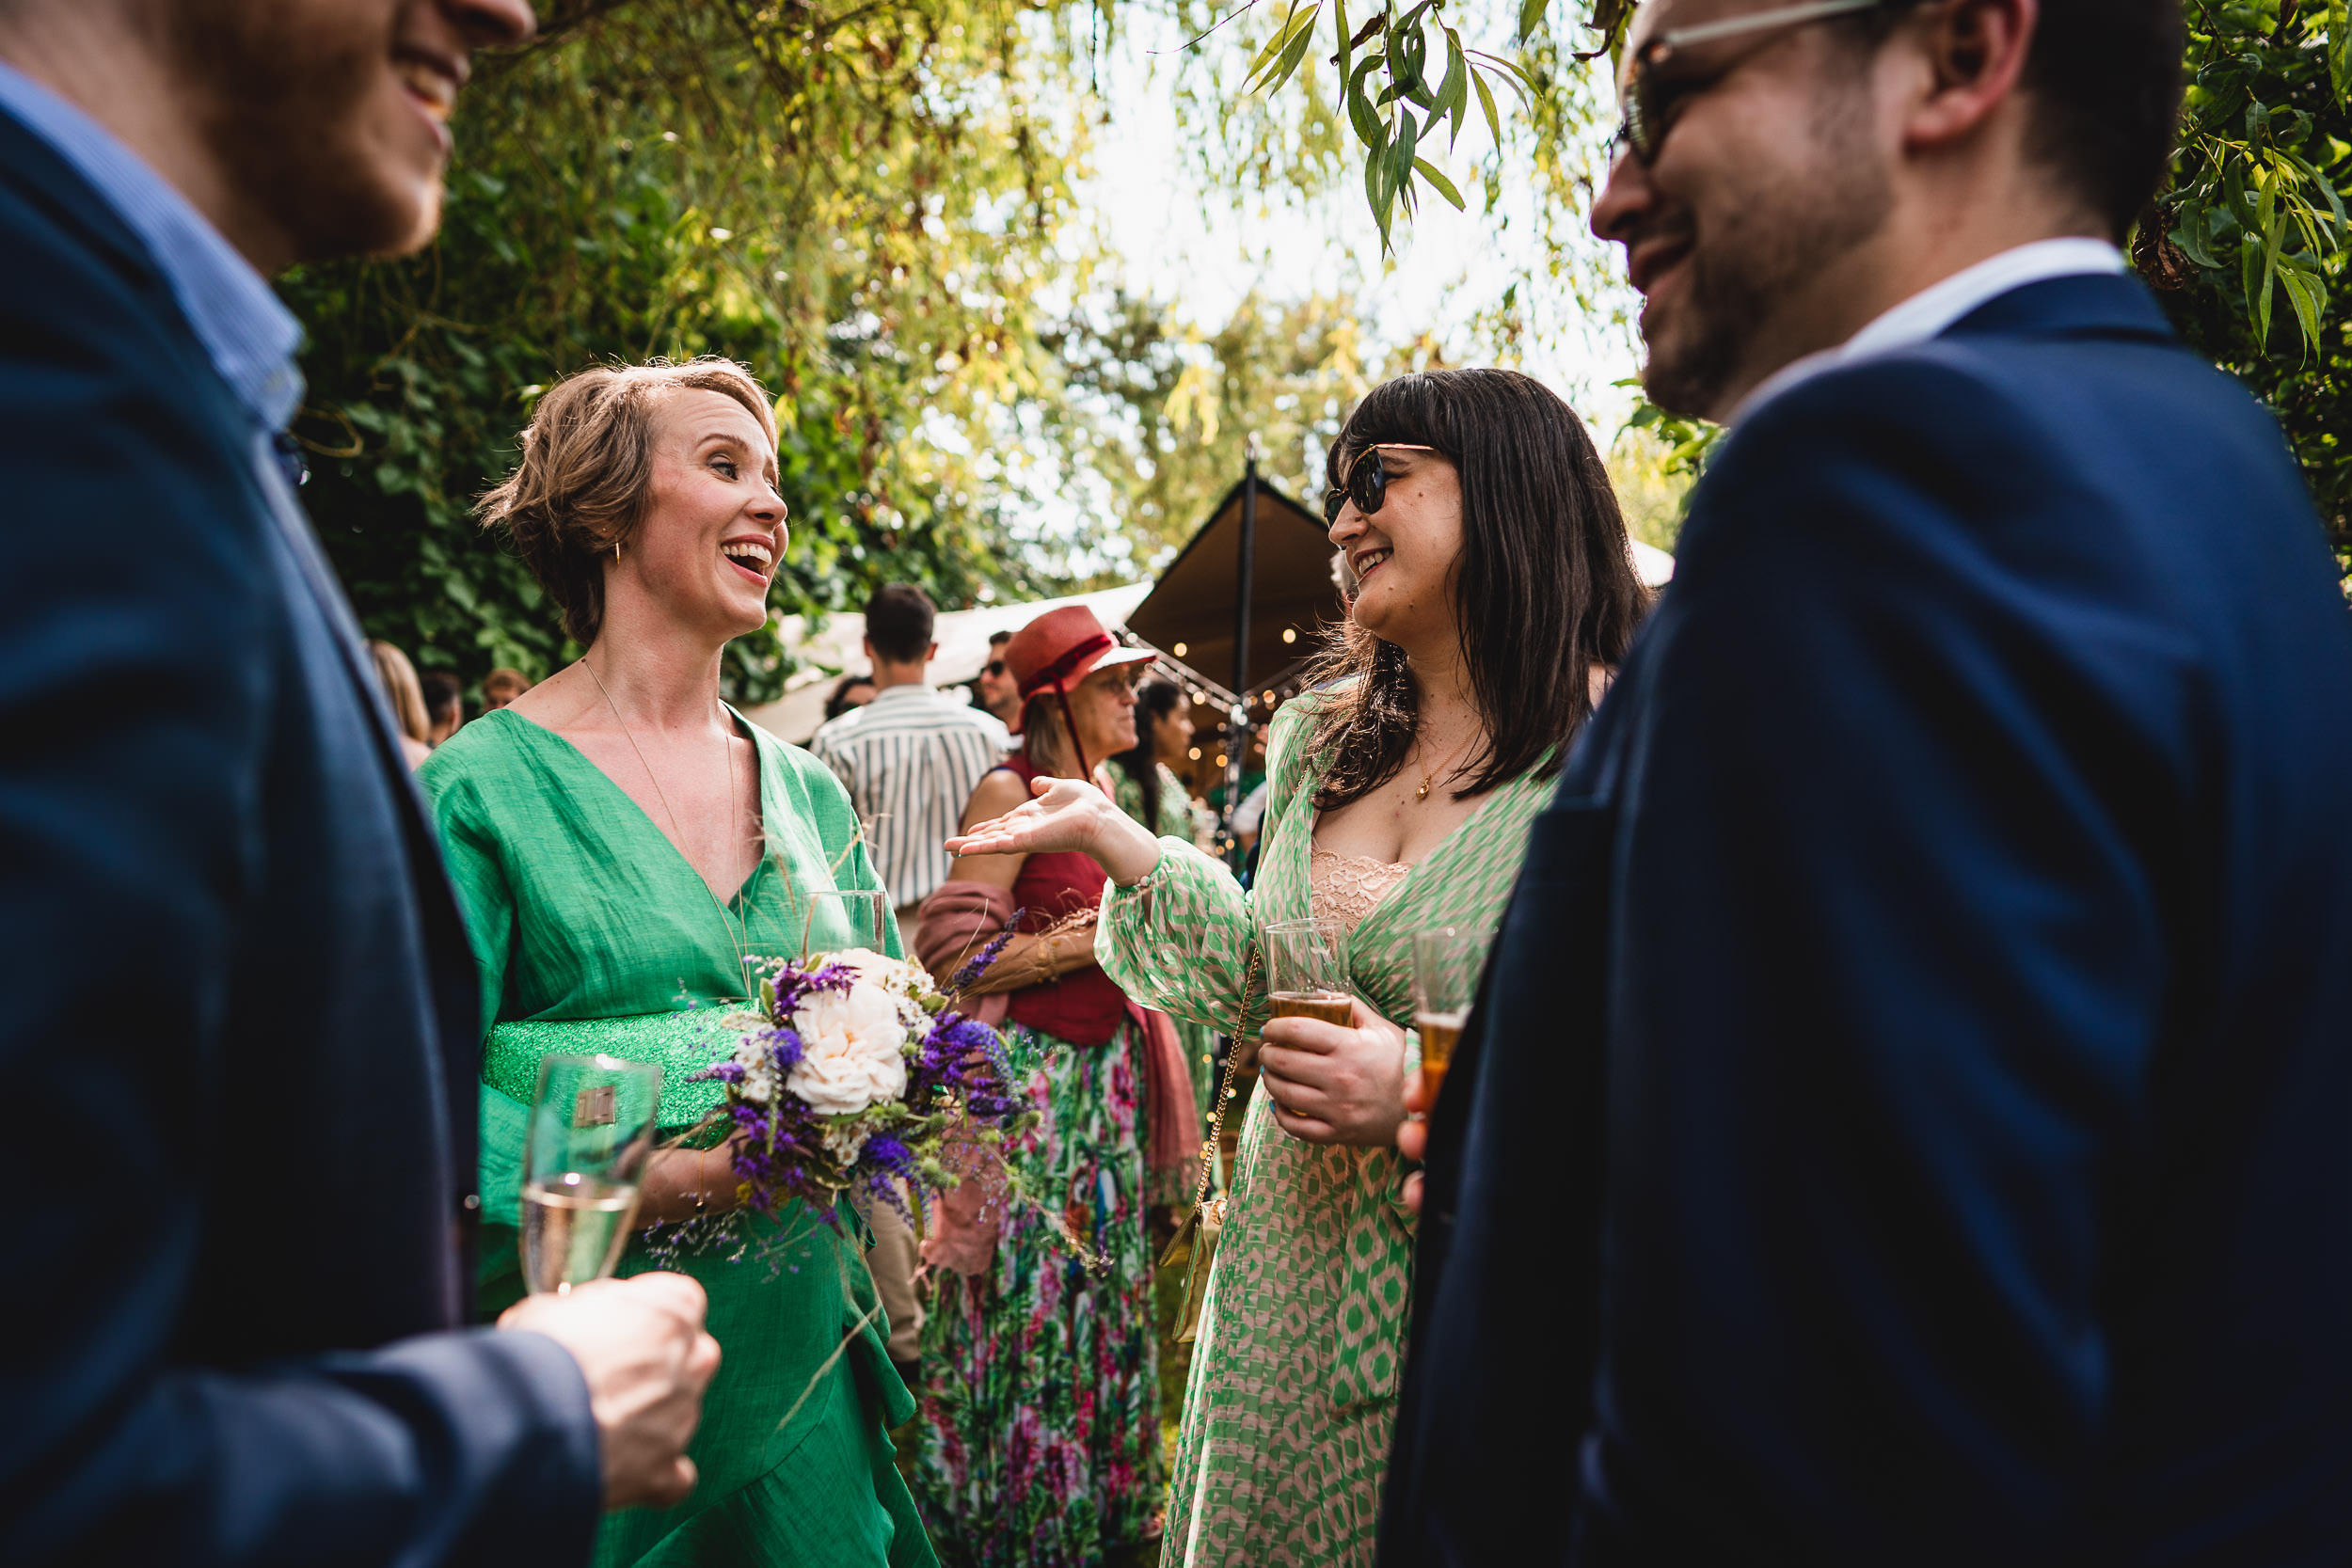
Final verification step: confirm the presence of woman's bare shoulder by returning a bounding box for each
[961,766,1032,827]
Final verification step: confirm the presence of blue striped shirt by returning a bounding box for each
[808,684,1012,910]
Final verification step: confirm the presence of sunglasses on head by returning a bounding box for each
[1614,0,1887,164]
[1324,443,1438,527]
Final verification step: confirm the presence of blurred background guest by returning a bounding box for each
[813,588,1009,944]
[946,369,1648,1566]
[481,665,531,711]
[807,581,1010,1384]
[969,628,1018,726]
[1110,678,1217,1130]
[426,357,933,1568]
[910,605,1183,1568]
[421,669,465,748]
[825,670,876,721]
[366,640,434,768]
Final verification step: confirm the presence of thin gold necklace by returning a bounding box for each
[1414,728,1480,803]
[579,657,754,995]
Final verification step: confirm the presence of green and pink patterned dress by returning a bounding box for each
[912,759,1162,1567]
[1096,692,1550,1567]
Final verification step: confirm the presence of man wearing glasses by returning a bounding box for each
[1385,0,2352,1562]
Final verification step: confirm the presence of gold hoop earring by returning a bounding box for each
[613,539,621,561]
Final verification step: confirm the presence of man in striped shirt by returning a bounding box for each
[811,584,1012,931]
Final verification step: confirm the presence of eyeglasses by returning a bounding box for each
[1614,0,1886,165]
[1324,443,1438,527]
[983,660,1007,677]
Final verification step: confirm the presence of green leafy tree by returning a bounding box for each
[1222,0,2352,579]
[286,0,1135,702]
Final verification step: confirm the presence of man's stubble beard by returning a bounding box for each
[1641,84,1893,419]
[167,0,440,267]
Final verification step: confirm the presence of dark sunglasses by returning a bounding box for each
[1614,0,1886,165]
[984,659,1007,677]
[1324,443,1437,527]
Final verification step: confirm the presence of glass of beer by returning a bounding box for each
[521,1053,662,1295]
[1263,916,1353,1024]
[1410,927,1488,1107]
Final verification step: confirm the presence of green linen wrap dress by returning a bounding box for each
[1112,760,1218,1133]
[420,707,938,1568]
[1095,692,1551,1567]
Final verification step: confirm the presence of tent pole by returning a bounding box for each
[1223,446,1259,863]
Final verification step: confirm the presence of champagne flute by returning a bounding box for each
[1410,927,1489,1107]
[1263,916,1352,1024]
[521,1053,662,1295]
[793,886,889,961]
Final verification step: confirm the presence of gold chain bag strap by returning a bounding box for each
[1159,937,1264,1344]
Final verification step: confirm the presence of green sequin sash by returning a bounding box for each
[483,1009,747,1130]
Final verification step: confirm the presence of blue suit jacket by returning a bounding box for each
[0,110,600,1564]
[1381,274,2352,1565]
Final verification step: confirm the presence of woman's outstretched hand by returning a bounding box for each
[945,773,1163,885]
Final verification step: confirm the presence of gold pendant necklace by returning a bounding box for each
[1415,731,1478,803]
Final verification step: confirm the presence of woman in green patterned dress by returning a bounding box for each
[422,359,934,1568]
[1110,679,1217,1135]
[948,369,1651,1565]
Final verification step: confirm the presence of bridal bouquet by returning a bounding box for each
[688,942,1031,1229]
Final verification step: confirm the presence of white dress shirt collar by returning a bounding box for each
[1729,236,2126,426]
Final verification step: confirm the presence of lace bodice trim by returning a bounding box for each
[1308,844,1413,937]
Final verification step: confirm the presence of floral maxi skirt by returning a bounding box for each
[911,1018,1162,1567]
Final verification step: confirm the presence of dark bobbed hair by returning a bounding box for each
[1307,369,1650,810]
[420,670,463,720]
[866,583,937,665]
[1851,0,2183,237]
[1112,679,1185,829]
[824,672,875,721]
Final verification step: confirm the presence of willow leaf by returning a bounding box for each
[1413,155,1466,210]
[1471,58,1502,149]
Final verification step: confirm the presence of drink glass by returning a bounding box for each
[521,1053,662,1295]
[1410,927,1488,1106]
[1263,916,1352,1024]
[791,886,889,961]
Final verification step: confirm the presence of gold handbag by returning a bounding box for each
[1159,940,1263,1344]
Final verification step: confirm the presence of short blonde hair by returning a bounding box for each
[367,641,432,745]
[476,357,778,644]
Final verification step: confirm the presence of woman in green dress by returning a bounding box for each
[949,369,1652,1565]
[1109,678,1216,1135]
[421,358,935,1568]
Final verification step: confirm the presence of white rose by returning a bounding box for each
[832,946,932,998]
[785,979,911,1116]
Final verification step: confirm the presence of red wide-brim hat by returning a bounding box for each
[1003,604,1156,735]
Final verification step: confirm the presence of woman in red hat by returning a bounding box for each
[905,604,1188,1568]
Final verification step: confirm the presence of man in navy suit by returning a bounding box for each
[1383,0,2352,1561]
[0,2,722,1562]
